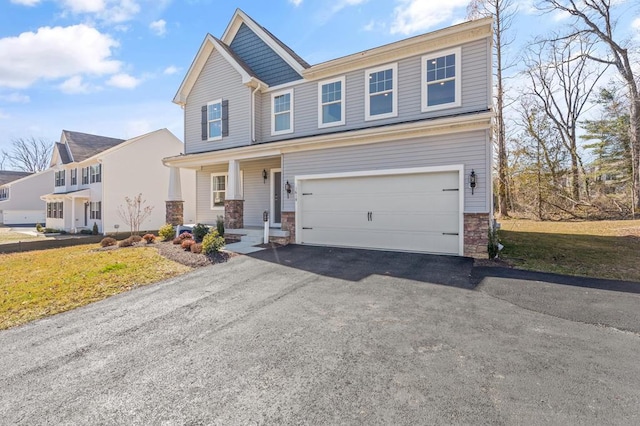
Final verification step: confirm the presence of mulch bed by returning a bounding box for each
[95,241,234,268]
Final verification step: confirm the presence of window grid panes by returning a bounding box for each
[211,175,226,208]
[70,168,77,186]
[90,201,101,220]
[321,80,342,124]
[368,67,394,117]
[273,92,291,133]
[426,53,457,107]
[208,101,222,139]
[0,187,8,200]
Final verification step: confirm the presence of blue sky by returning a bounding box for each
[0,0,638,160]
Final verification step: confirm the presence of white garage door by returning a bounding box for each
[2,210,46,225]
[297,170,461,255]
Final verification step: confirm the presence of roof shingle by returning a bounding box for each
[62,130,126,163]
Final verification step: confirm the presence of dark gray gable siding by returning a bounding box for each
[229,23,302,86]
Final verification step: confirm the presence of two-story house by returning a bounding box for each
[163,9,493,257]
[42,129,196,234]
[0,170,52,225]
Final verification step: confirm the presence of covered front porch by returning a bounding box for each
[165,152,293,244]
[41,189,93,233]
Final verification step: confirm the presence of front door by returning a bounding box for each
[271,169,282,226]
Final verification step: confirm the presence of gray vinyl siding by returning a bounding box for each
[195,158,282,226]
[283,130,489,213]
[195,164,227,224]
[260,39,489,143]
[230,23,302,86]
[241,157,281,226]
[185,50,252,155]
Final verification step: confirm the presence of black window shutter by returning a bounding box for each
[201,105,208,140]
[222,100,229,137]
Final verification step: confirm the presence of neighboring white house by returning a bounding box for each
[0,170,52,225]
[41,129,196,234]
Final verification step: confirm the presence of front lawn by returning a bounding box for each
[0,244,191,329]
[498,219,640,282]
[0,228,45,244]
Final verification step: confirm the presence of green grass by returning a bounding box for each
[0,245,192,329]
[499,219,640,282]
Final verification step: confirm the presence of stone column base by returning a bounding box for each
[464,213,490,258]
[281,211,295,244]
[224,199,244,229]
[165,200,184,226]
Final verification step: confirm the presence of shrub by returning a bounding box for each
[92,222,99,235]
[142,233,156,243]
[181,239,196,251]
[216,216,225,237]
[192,223,210,242]
[202,230,225,255]
[178,232,193,240]
[158,223,175,241]
[35,223,43,233]
[100,237,117,247]
[80,229,93,235]
[130,235,142,243]
[190,243,203,254]
[118,237,135,248]
[172,237,182,245]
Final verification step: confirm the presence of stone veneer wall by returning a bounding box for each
[224,200,244,229]
[281,211,295,244]
[165,201,184,226]
[464,213,490,258]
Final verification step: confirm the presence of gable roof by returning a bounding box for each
[0,171,32,186]
[222,9,309,72]
[58,130,126,164]
[173,34,266,106]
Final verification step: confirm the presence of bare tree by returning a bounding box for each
[0,151,8,169]
[468,0,518,217]
[537,0,639,211]
[2,137,53,172]
[524,34,607,202]
[117,194,154,235]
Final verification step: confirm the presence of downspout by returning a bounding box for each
[251,82,262,143]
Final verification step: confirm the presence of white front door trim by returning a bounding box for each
[295,164,465,255]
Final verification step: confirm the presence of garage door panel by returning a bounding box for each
[298,170,461,255]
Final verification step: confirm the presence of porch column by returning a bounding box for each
[165,167,184,226]
[224,159,244,229]
[70,197,76,233]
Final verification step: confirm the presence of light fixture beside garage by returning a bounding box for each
[262,169,267,184]
[285,180,292,198]
[469,169,477,195]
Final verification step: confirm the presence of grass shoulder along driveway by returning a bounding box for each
[498,219,640,282]
[0,244,191,330]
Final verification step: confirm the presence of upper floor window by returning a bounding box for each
[365,63,398,121]
[318,77,345,128]
[70,168,77,186]
[201,100,229,141]
[54,170,65,187]
[271,89,293,136]
[211,173,227,209]
[422,48,461,112]
[90,164,101,183]
[81,167,89,185]
[0,187,8,201]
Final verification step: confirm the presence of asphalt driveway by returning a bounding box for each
[1,245,639,424]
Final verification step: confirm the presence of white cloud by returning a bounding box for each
[58,76,93,94]
[0,109,9,119]
[163,65,180,75]
[62,0,105,13]
[289,0,302,6]
[0,25,121,89]
[633,17,640,31]
[106,73,141,89]
[10,0,41,5]
[390,0,469,35]
[0,92,30,103]
[149,19,166,36]
[60,0,140,23]
[317,0,368,24]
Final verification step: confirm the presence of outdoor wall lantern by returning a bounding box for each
[285,180,292,198]
[262,169,268,184]
[469,169,477,195]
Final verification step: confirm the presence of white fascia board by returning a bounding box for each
[303,17,492,81]
[221,9,306,75]
[162,111,493,169]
